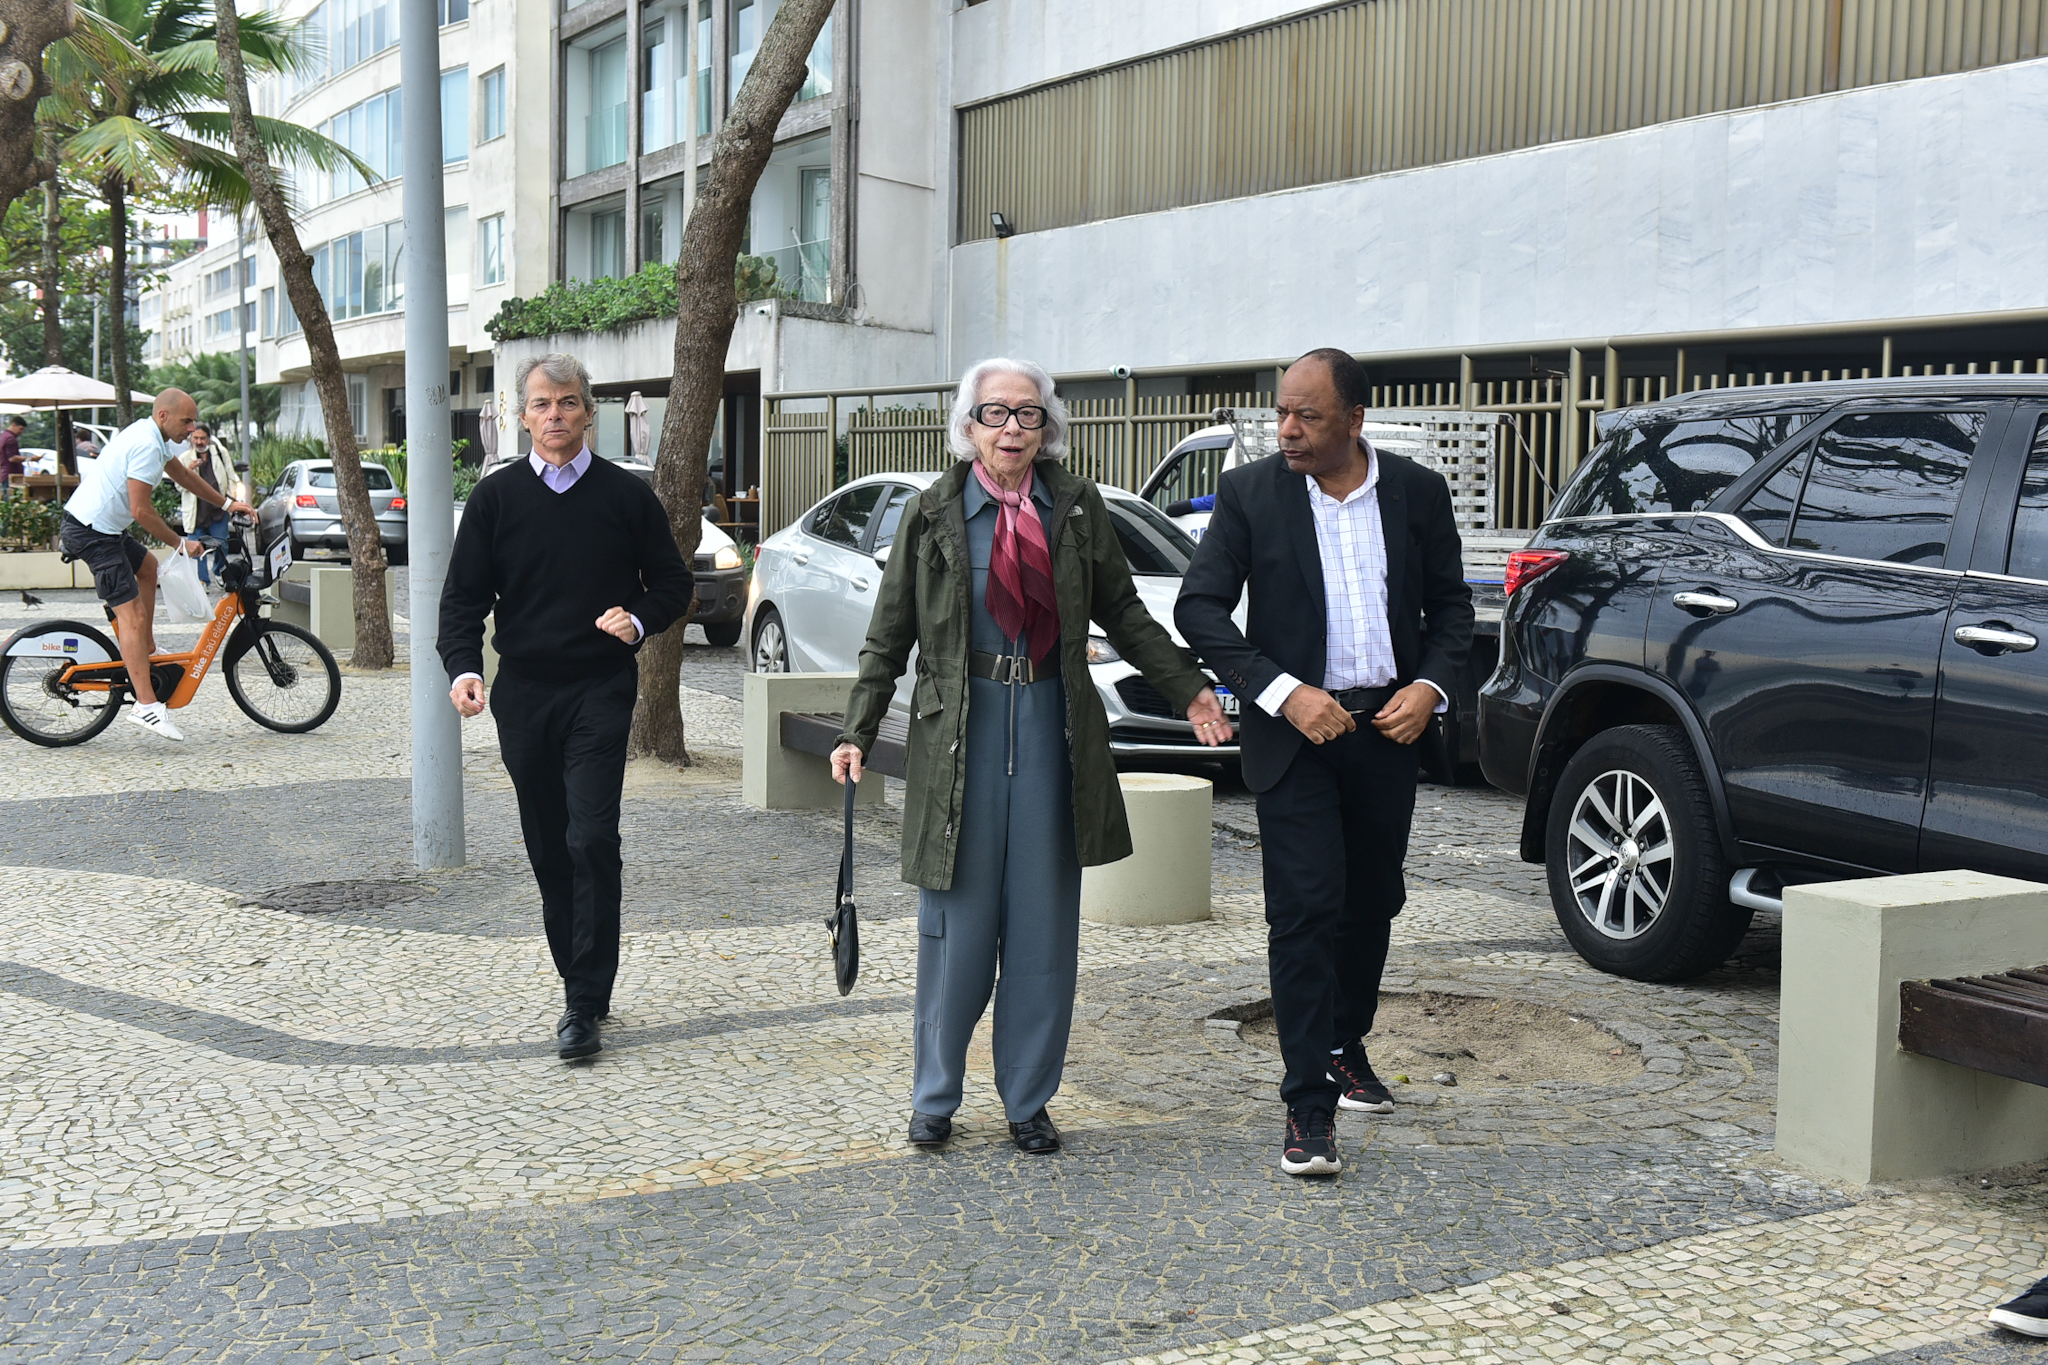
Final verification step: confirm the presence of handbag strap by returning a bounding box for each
[835,775,855,908]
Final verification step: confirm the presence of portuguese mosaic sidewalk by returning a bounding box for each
[0,603,2042,1362]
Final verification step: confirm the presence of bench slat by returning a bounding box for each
[1900,973,2048,1089]
[779,710,909,780]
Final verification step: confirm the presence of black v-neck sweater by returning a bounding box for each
[438,456,694,684]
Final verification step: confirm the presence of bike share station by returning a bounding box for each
[0,515,342,746]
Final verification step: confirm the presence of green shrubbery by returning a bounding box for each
[485,256,794,343]
[250,435,328,496]
[0,496,61,548]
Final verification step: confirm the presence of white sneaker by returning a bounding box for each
[128,702,185,741]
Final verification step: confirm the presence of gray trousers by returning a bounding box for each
[912,674,1082,1122]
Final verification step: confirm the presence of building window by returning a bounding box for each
[479,66,506,142]
[337,0,397,74]
[591,209,626,279]
[321,87,403,200]
[438,0,467,22]
[441,67,469,163]
[478,213,505,285]
[641,15,671,152]
[311,221,405,320]
[729,1,829,108]
[445,204,471,289]
[696,0,712,135]
[641,201,663,264]
[260,287,275,338]
[348,375,368,441]
[586,37,629,171]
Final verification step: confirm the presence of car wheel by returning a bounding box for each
[1544,723,1750,982]
[288,529,305,561]
[385,542,407,567]
[702,619,742,649]
[751,607,790,673]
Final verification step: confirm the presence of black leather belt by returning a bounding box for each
[1331,684,1397,714]
[968,650,1050,684]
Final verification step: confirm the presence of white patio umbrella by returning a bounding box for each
[0,365,153,408]
[625,391,650,463]
[477,397,499,458]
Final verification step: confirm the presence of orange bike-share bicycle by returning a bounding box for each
[0,516,341,746]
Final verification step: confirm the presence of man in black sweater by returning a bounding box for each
[440,353,694,1060]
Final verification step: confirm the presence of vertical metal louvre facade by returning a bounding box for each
[958,0,2048,241]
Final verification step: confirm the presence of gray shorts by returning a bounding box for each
[60,514,149,608]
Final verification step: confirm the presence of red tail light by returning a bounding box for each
[389,496,406,511]
[1503,548,1570,596]
[294,494,316,507]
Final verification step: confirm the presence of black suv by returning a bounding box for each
[1479,378,2048,981]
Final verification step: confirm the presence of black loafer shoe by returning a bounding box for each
[556,1010,601,1060]
[907,1111,953,1146]
[1009,1108,1061,1155]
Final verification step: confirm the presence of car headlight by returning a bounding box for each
[713,545,742,571]
[1085,635,1121,665]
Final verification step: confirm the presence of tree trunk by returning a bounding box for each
[40,174,62,366]
[0,2,74,221]
[212,0,394,670]
[630,0,836,764]
[105,177,132,427]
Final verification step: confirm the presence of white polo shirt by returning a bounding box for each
[64,415,173,535]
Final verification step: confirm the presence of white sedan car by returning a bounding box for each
[745,471,1244,759]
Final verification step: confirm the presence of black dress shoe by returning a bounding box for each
[556,1010,601,1060]
[907,1111,953,1146]
[1009,1108,1061,1155]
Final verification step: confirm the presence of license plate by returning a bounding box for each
[268,538,292,579]
[1214,685,1239,717]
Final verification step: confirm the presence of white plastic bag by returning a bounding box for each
[160,546,210,623]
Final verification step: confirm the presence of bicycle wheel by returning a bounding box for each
[0,620,125,747]
[224,620,342,733]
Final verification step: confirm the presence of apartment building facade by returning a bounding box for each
[146,0,2048,528]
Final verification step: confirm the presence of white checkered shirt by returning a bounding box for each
[1255,443,1447,717]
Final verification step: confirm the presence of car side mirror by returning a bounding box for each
[872,543,892,565]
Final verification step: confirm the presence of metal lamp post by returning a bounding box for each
[402,0,465,868]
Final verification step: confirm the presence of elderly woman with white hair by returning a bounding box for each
[832,358,1234,1154]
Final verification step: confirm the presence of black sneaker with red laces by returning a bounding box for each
[1280,1106,1342,1177]
[1330,1040,1395,1113]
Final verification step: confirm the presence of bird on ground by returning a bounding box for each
[19,590,42,608]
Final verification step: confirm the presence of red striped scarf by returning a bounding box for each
[972,459,1061,667]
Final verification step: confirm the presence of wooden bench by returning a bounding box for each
[777,710,909,780]
[1900,967,2048,1088]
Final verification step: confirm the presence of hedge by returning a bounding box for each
[485,255,793,343]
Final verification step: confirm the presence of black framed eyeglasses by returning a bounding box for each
[970,403,1048,431]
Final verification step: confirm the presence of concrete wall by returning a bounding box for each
[946,56,2048,375]
[496,301,936,396]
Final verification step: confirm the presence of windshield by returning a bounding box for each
[309,467,395,491]
[1106,497,1196,575]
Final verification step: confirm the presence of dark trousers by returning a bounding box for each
[492,665,637,1016]
[1255,723,1419,1112]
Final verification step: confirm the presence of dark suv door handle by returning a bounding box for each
[1672,590,1739,616]
[1955,623,2039,655]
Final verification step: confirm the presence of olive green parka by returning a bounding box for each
[839,458,1211,891]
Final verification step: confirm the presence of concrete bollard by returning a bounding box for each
[742,670,883,811]
[1081,773,1212,926]
[1777,869,2048,1185]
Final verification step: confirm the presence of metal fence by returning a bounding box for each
[960,0,2048,242]
[763,342,2048,538]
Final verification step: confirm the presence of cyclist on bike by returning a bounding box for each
[58,388,254,741]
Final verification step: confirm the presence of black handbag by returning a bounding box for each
[827,776,860,996]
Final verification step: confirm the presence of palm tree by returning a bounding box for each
[42,0,360,424]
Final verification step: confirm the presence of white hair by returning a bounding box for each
[947,357,1069,461]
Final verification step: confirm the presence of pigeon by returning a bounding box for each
[19,590,42,608]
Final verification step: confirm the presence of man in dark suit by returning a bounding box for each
[1176,348,1473,1177]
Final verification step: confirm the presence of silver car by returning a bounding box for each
[256,460,408,565]
[744,470,1244,760]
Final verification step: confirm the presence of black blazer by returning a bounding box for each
[1174,447,1476,792]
